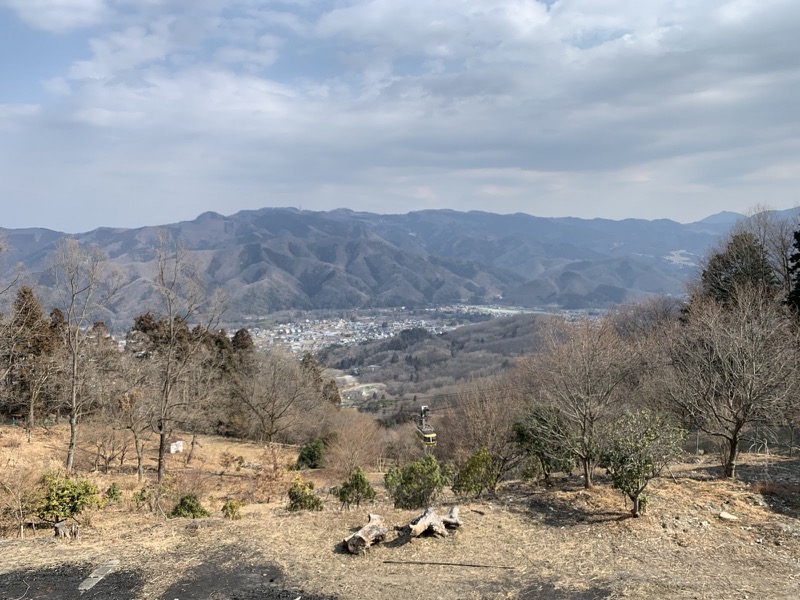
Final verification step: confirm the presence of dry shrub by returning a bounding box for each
[240,447,292,503]
[0,448,47,538]
[438,372,527,485]
[0,428,23,450]
[751,480,800,509]
[169,470,215,505]
[381,423,425,467]
[219,451,240,470]
[752,480,790,495]
[116,477,143,493]
[83,425,133,474]
[323,410,384,479]
[129,468,216,517]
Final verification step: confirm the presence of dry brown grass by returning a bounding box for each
[2,425,800,599]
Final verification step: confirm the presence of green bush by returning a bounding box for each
[168,494,210,519]
[220,452,246,471]
[132,486,150,509]
[452,448,498,499]
[287,476,323,511]
[514,406,576,483]
[600,410,684,517]
[336,468,376,509]
[221,500,244,520]
[104,482,122,503]
[37,473,100,523]
[295,439,325,470]
[384,455,446,509]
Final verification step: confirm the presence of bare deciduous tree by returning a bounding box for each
[0,448,43,538]
[521,317,635,488]
[91,347,155,481]
[735,204,799,295]
[664,287,796,478]
[132,233,224,482]
[0,232,22,301]
[439,372,527,490]
[49,239,122,472]
[323,409,384,478]
[611,295,684,342]
[234,350,325,444]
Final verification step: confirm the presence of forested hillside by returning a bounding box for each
[318,313,546,397]
[0,207,750,326]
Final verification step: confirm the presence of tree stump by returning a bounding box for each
[344,514,388,555]
[442,506,462,530]
[54,521,79,539]
[405,506,461,538]
[408,507,447,538]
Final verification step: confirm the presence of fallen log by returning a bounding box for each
[344,513,388,555]
[408,507,447,538]
[403,506,461,538]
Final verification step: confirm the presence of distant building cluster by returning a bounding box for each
[245,304,537,353]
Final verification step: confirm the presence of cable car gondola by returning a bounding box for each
[415,405,437,447]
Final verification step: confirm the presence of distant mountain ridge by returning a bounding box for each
[0,208,749,326]
[696,211,744,225]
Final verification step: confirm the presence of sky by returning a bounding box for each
[1,0,800,233]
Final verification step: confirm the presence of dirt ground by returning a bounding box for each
[2,427,800,599]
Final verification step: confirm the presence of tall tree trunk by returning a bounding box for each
[135,438,144,482]
[582,456,593,488]
[723,433,740,479]
[157,430,168,483]
[631,494,641,517]
[66,414,78,473]
[66,345,80,473]
[186,432,198,466]
[27,395,35,443]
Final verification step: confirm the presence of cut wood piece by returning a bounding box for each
[408,507,447,538]
[53,521,80,539]
[344,513,388,555]
[54,521,69,539]
[442,506,462,529]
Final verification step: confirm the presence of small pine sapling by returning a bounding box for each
[336,468,376,509]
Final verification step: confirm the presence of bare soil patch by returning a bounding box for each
[0,559,142,600]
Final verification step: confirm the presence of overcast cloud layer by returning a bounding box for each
[1,0,799,232]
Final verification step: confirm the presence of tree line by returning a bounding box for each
[0,236,341,483]
[3,209,800,520]
[432,210,800,514]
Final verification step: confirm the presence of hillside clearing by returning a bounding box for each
[1,426,799,599]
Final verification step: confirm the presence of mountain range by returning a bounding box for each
[0,208,746,326]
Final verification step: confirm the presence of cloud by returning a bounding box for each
[2,0,800,232]
[69,21,173,80]
[0,104,40,132]
[2,0,110,32]
[0,103,40,119]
